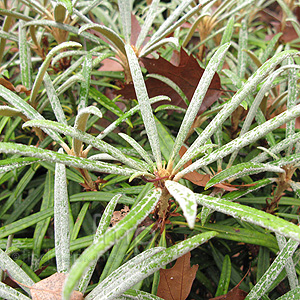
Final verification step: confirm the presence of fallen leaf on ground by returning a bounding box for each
[117,48,222,115]
[157,252,198,300]
[30,273,83,300]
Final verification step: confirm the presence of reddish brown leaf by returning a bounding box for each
[157,252,198,300]
[209,286,247,300]
[117,48,222,115]
[30,273,83,300]
[179,146,237,191]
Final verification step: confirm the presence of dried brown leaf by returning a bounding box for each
[157,252,198,300]
[30,273,83,300]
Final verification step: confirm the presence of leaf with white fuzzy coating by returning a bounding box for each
[0,157,40,174]
[0,248,34,295]
[175,103,300,181]
[30,41,81,104]
[63,188,162,300]
[196,194,300,242]
[119,133,153,166]
[0,281,31,300]
[125,44,162,169]
[0,142,135,176]
[174,50,299,174]
[23,119,144,171]
[79,24,125,54]
[54,148,70,273]
[165,180,197,229]
[85,248,165,300]
[88,231,217,300]
[206,162,285,189]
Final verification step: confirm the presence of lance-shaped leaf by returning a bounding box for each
[0,142,134,176]
[168,43,230,166]
[135,0,160,50]
[86,248,165,300]
[195,194,300,242]
[0,157,40,174]
[119,133,153,166]
[72,106,103,156]
[78,24,125,54]
[206,162,285,189]
[174,50,299,174]
[145,0,198,49]
[63,188,162,300]
[118,0,131,43]
[43,72,67,125]
[78,194,121,293]
[23,119,144,171]
[30,41,82,104]
[165,180,197,229]
[0,248,34,295]
[19,20,32,89]
[87,231,217,300]
[78,53,93,111]
[125,44,162,169]
[0,84,67,148]
[175,103,300,181]
[245,237,299,300]
[54,149,70,273]
[0,281,31,300]
[222,178,276,202]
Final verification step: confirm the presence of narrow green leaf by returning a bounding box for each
[176,102,300,180]
[0,142,135,176]
[88,231,217,300]
[215,255,231,297]
[63,188,162,300]
[196,194,300,242]
[119,133,153,166]
[165,180,197,229]
[125,44,162,169]
[277,287,300,300]
[23,119,144,171]
[32,171,54,270]
[206,162,284,189]
[245,238,299,300]
[19,20,32,89]
[78,53,93,111]
[78,24,125,54]
[118,0,131,43]
[77,194,121,293]
[0,249,33,295]
[135,0,160,50]
[0,157,40,174]
[174,50,299,175]
[30,41,82,104]
[169,43,230,167]
[0,281,31,300]
[54,149,70,273]
[43,72,67,125]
